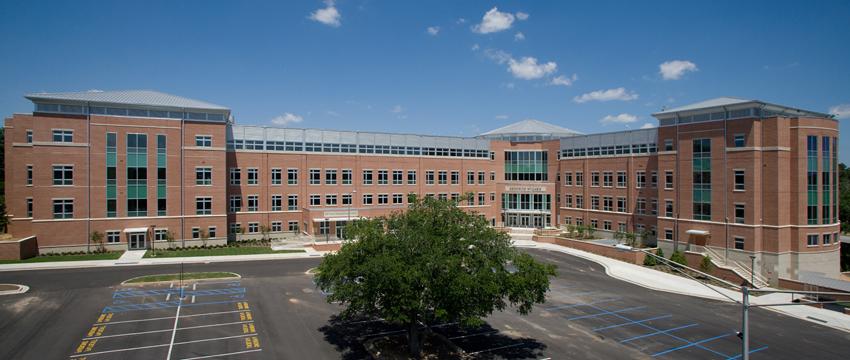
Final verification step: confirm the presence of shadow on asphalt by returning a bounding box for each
[318,315,547,359]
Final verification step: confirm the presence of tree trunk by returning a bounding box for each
[408,321,422,359]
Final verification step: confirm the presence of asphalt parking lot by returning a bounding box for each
[1,249,849,359]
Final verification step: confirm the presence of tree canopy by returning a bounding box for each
[314,196,556,357]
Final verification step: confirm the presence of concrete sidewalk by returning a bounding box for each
[0,247,324,272]
[514,239,850,333]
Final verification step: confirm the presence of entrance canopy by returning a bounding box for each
[313,217,364,222]
[686,229,710,236]
[123,227,149,233]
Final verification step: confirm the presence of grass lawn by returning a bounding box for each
[144,246,304,258]
[0,251,124,264]
[125,271,239,284]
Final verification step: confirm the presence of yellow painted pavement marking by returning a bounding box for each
[244,337,253,349]
[87,327,98,337]
[251,336,259,348]
[239,311,253,321]
[237,302,243,310]
[96,314,106,323]
[242,323,256,334]
[76,341,89,353]
[104,313,113,323]
[96,326,106,337]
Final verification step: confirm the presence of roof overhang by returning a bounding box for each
[123,227,150,233]
[685,229,710,236]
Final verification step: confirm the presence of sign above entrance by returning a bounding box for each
[504,185,548,193]
[323,210,358,219]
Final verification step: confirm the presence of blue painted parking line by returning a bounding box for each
[113,288,180,298]
[619,323,699,343]
[651,333,733,357]
[545,297,620,311]
[111,287,246,299]
[188,287,246,297]
[725,345,769,360]
[593,314,672,332]
[567,306,645,321]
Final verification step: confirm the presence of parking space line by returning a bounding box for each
[593,315,672,332]
[165,297,182,360]
[94,310,244,326]
[466,341,527,355]
[567,306,645,320]
[69,334,256,358]
[725,345,769,360]
[651,333,733,357]
[619,323,698,343]
[104,299,241,313]
[83,320,255,340]
[179,349,262,360]
[545,297,620,311]
[449,330,499,340]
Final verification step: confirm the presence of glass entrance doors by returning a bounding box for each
[502,213,550,228]
[128,232,147,250]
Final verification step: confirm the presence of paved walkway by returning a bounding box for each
[513,239,850,333]
[114,250,147,264]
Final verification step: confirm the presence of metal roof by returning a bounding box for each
[654,97,751,115]
[652,97,831,118]
[478,119,582,137]
[25,90,229,111]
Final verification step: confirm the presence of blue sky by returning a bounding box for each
[1,1,849,160]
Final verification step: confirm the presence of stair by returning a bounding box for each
[507,227,536,241]
[702,247,770,288]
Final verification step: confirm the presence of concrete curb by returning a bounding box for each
[121,272,242,286]
[0,284,30,295]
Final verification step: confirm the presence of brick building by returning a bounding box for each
[3,91,840,283]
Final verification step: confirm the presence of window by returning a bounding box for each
[438,171,447,185]
[692,138,711,220]
[52,129,73,142]
[575,172,584,186]
[106,133,117,217]
[664,171,674,190]
[393,194,403,204]
[603,221,612,231]
[342,169,353,185]
[287,169,299,185]
[636,198,646,215]
[478,171,486,185]
[288,195,298,210]
[248,223,259,234]
[288,221,299,232]
[53,165,73,185]
[426,171,435,185]
[126,133,148,217]
[650,172,658,188]
[378,194,389,205]
[229,196,242,212]
[310,169,321,185]
[618,222,627,232]
[664,139,674,151]
[602,172,613,187]
[603,196,613,212]
[362,194,373,205]
[478,192,485,205]
[591,172,600,187]
[504,151,547,181]
[616,171,627,188]
[271,168,282,185]
[490,171,495,181]
[208,227,217,238]
[450,171,459,185]
[26,165,32,185]
[196,167,212,185]
[823,233,831,245]
[733,134,745,148]
[565,194,573,207]
[467,171,475,185]
[325,194,338,206]
[230,168,241,185]
[26,130,33,143]
[590,219,598,229]
[617,197,627,213]
[271,221,282,232]
[53,199,73,219]
[591,195,600,210]
[393,170,403,185]
[26,198,33,217]
[196,197,212,215]
[665,229,674,241]
[665,200,673,217]
[325,169,337,185]
[155,229,168,242]
[271,195,282,211]
[363,170,373,185]
[247,195,259,211]
[636,171,645,188]
[564,172,573,186]
[807,234,818,246]
[650,199,658,215]
[230,223,241,235]
[310,195,321,206]
[379,170,389,185]
[107,231,120,243]
[575,195,584,209]
[195,135,212,147]
[564,216,572,225]
[407,170,417,185]
[734,237,745,250]
[341,194,352,205]
[734,170,745,191]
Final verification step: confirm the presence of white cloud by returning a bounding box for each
[659,60,698,80]
[514,32,525,41]
[390,105,405,113]
[640,123,657,129]
[457,18,467,24]
[426,26,440,35]
[309,0,341,27]
[473,7,515,34]
[495,114,509,120]
[508,57,557,80]
[483,48,511,64]
[573,87,639,103]
[471,43,480,51]
[271,113,303,126]
[550,73,577,87]
[600,113,638,124]
[829,104,850,119]
[515,12,529,20]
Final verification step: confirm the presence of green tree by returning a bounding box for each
[699,255,714,274]
[90,231,104,253]
[839,163,850,233]
[670,251,688,267]
[643,249,658,266]
[0,197,8,234]
[314,196,556,358]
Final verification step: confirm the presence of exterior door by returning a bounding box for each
[335,221,347,239]
[533,215,543,228]
[128,233,147,250]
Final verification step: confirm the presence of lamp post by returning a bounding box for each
[749,255,756,288]
[325,217,330,243]
[346,190,356,240]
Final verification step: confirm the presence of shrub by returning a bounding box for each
[699,255,714,274]
[655,247,665,259]
[669,251,688,267]
[643,250,658,266]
